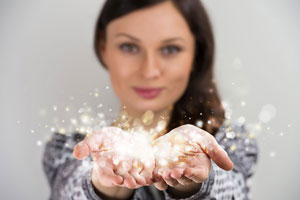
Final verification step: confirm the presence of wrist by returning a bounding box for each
[167,182,202,198]
[91,168,134,200]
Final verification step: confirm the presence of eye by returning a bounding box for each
[119,43,139,53]
[161,45,182,55]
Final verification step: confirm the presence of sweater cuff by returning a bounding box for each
[82,167,103,200]
[163,165,215,200]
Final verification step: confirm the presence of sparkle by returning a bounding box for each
[65,107,70,112]
[237,116,246,125]
[82,160,90,167]
[81,114,91,125]
[158,159,168,166]
[195,120,203,128]
[258,104,277,123]
[36,140,42,146]
[58,128,66,134]
[279,132,284,136]
[226,131,236,139]
[106,86,109,90]
[255,123,262,131]
[94,92,99,97]
[31,129,35,134]
[97,104,103,108]
[229,145,237,152]
[53,105,57,111]
[269,151,276,157]
[17,120,21,124]
[240,101,246,107]
[207,120,211,125]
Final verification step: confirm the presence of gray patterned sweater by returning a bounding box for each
[42,121,258,200]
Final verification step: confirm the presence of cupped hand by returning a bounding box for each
[73,126,155,189]
[151,124,234,190]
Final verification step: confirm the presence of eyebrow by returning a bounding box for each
[115,33,185,43]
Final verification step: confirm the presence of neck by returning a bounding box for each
[112,104,173,137]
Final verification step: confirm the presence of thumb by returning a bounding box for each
[73,141,90,160]
[198,133,234,171]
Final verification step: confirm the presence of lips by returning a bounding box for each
[133,87,163,99]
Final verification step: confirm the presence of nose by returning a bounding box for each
[140,51,162,79]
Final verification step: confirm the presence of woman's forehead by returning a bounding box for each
[105,2,193,42]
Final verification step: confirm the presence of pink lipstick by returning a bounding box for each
[133,87,163,99]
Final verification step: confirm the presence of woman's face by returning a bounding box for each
[100,1,195,114]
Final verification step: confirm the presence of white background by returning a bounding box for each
[0,0,299,199]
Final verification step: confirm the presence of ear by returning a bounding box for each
[98,39,109,69]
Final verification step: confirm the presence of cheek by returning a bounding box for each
[165,56,193,99]
[167,69,191,101]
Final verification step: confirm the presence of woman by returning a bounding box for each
[43,0,258,199]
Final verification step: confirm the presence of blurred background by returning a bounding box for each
[0,0,299,199]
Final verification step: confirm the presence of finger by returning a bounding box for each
[120,171,138,189]
[198,132,234,171]
[170,168,185,179]
[184,167,208,183]
[139,162,155,185]
[73,131,103,160]
[129,162,147,185]
[154,180,168,191]
[162,169,179,187]
[169,168,192,185]
[95,165,123,186]
[114,160,138,189]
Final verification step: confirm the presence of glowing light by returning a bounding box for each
[279,132,284,136]
[195,120,203,128]
[237,116,246,125]
[36,140,42,146]
[229,145,237,152]
[269,151,276,157]
[58,128,66,134]
[241,101,246,107]
[226,131,236,139]
[53,105,57,111]
[258,104,277,123]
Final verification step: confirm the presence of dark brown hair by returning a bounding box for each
[93,0,225,135]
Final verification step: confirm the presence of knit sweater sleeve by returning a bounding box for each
[162,121,259,200]
[42,132,147,200]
